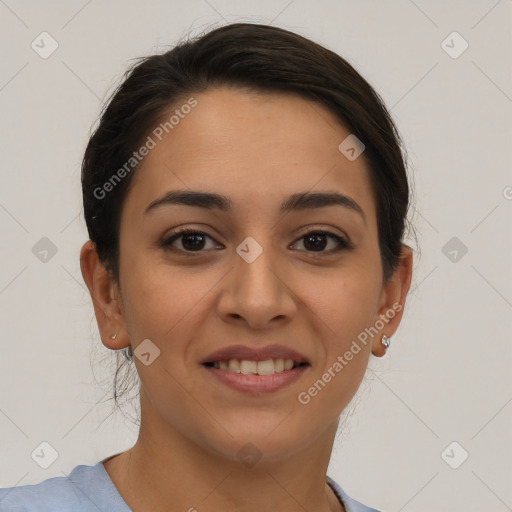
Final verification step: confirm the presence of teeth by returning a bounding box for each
[212,358,301,375]
[257,359,274,375]
[274,358,284,372]
[228,359,241,373]
[240,360,257,375]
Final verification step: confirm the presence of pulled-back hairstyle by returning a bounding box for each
[82,23,414,415]
[83,22,411,285]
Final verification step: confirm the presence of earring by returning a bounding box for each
[122,345,133,362]
[111,330,120,340]
[381,335,391,349]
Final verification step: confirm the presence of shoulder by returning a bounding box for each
[0,462,125,512]
[327,476,382,512]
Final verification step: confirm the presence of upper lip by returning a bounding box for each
[201,344,310,364]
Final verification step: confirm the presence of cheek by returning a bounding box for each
[119,252,221,354]
[295,275,377,421]
[305,265,381,347]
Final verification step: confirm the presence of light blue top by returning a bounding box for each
[0,460,381,511]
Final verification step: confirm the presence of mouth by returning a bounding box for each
[200,344,311,394]
[201,361,310,394]
[203,358,309,375]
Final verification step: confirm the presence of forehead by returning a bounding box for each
[123,87,376,223]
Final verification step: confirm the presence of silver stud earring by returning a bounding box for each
[381,335,391,349]
[111,330,120,340]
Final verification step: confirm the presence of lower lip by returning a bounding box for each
[202,365,309,394]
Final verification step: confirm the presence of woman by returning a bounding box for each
[0,23,413,512]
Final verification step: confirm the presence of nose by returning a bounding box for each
[216,241,297,330]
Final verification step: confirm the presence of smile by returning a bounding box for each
[202,359,310,394]
[203,358,308,375]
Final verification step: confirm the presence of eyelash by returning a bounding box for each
[160,228,352,256]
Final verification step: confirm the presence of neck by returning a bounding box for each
[104,391,345,512]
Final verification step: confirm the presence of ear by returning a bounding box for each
[371,245,413,357]
[80,240,129,351]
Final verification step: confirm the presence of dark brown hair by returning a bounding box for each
[82,23,414,414]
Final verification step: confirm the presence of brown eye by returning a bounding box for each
[292,231,350,253]
[161,229,221,254]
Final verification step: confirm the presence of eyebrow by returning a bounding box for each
[144,189,366,224]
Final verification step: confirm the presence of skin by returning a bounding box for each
[81,87,412,512]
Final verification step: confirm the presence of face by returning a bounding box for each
[101,87,407,463]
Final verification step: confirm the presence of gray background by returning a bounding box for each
[1,1,511,511]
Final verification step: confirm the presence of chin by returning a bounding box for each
[200,416,316,465]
